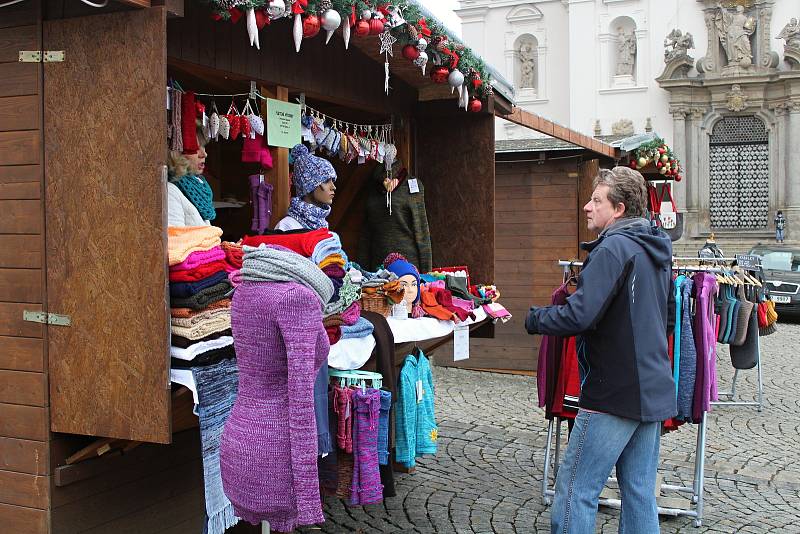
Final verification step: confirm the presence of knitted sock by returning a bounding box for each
[377,390,392,465]
[248,174,261,233]
[350,389,383,506]
[333,385,353,453]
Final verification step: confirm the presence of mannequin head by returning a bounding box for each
[399,274,419,313]
[303,178,336,208]
[384,253,421,313]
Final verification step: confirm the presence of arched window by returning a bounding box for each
[709,116,769,229]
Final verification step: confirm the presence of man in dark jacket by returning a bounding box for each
[526,167,676,534]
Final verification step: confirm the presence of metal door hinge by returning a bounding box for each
[19,50,65,63]
[23,311,72,326]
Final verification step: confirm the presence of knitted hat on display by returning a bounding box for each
[290,144,337,197]
[384,253,421,303]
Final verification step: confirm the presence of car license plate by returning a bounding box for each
[773,295,791,304]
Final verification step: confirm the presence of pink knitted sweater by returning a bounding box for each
[220,281,329,530]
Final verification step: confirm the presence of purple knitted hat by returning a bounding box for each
[290,144,337,198]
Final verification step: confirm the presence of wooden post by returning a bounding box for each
[260,85,291,227]
[578,159,599,260]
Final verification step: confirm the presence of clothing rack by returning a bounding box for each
[328,369,383,390]
[672,257,764,412]
[540,260,709,527]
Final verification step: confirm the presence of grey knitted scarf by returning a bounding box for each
[241,245,334,308]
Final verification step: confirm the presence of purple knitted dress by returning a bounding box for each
[220,281,329,530]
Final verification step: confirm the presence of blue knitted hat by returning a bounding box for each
[290,144,337,198]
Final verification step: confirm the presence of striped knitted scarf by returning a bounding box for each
[287,196,330,230]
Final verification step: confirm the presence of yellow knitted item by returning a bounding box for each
[766,300,779,326]
[318,253,345,269]
[168,225,223,266]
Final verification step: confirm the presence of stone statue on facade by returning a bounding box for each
[518,41,536,89]
[615,28,637,76]
[714,3,756,68]
[664,29,695,62]
[778,18,800,68]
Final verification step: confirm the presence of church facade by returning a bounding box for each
[456,0,800,241]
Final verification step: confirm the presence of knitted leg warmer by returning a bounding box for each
[350,389,383,506]
[377,390,392,465]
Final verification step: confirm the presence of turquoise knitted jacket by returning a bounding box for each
[395,351,438,468]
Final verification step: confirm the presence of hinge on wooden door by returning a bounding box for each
[18,50,65,63]
[23,311,72,327]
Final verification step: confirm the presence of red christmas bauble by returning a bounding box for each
[354,19,370,37]
[402,44,420,61]
[303,15,321,38]
[629,160,637,169]
[675,174,682,182]
[369,18,384,35]
[431,67,449,84]
[469,98,483,113]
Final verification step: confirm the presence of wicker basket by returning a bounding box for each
[360,291,392,317]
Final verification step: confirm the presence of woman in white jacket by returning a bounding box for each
[167,125,214,227]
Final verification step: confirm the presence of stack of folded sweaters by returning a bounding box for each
[168,226,236,369]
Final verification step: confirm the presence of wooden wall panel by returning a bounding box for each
[0,63,38,97]
[416,102,495,284]
[0,336,44,372]
[0,200,42,234]
[0,437,47,475]
[0,302,43,338]
[0,503,48,534]
[0,470,49,508]
[0,369,46,406]
[0,268,42,302]
[448,158,581,371]
[0,96,39,132]
[0,25,38,62]
[44,8,172,443]
[0,131,40,165]
[0,236,41,268]
[0,403,47,441]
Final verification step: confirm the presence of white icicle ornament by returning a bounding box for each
[246,8,260,49]
[293,12,303,52]
[322,9,341,45]
[342,19,351,49]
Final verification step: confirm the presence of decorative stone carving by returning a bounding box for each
[612,118,635,136]
[778,18,800,68]
[714,3,756,69]
[594,120,602,137]
[659,29,696,80]
[615,28,637,77]
[726,84,749,111]
[758,6,780,68]
[518,40,536,89]
[664,29,695,62]
[645,117,653,132]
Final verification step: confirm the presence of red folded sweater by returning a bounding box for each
[168,260,228,283]
[242,229,332,258]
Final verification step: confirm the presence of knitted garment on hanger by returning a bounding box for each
[220,281,328,530]
[171,300,230,320]
[174,175,216,222]
[676,278,697,422]
[350,388,383,506]
[170,282,232,310]
[170,271,229,299]
[191,357,240,534]
[287,197,331,230]
[242,228,332,258]
[168,226,223,266]
[314,365,334,456]
[415,352,438,455]
[169,260,228,283]
[170,246,226,272]
[333,384,354,453]
[181,91,199,155]
[241,245,334,308]
[396,354,419,468]
[377,390,392,465]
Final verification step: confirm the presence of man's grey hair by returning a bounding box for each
[592,166,648,218]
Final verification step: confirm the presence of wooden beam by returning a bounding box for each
[498,107,617,158]
[115,0,151,7]
[261,85,291,227]
[152,0,183,17]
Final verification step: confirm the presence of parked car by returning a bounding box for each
[749,244,800,314]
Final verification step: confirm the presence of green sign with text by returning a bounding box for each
[266,98,301,149]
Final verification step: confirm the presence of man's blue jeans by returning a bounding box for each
[550,410,661,534]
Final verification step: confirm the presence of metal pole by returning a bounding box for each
[554,418,563,478]
[542,419,554,505]
[694,412,709,527]
[756,334,764,412]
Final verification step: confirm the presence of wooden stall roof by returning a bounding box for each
[497,107,617,159]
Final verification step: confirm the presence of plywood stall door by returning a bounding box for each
[44,9,172,443]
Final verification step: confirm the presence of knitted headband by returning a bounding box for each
[290,144,337,198]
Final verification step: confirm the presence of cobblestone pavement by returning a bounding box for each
[300,321,800,533]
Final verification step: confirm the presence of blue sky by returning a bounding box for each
[417,0,462,37]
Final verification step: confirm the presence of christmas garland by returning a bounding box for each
[203,0,494,106]
[629,137,683,181]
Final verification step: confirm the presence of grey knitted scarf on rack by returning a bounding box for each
[241,244,334,308]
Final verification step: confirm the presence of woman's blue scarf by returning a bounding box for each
[174,174,216,222]
[287,196,330,229]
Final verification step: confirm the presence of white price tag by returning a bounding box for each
[416,379,424,403]
[454,325,470,361]
[408,178,420,194]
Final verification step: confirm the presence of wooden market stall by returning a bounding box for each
[0,1,616,531]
